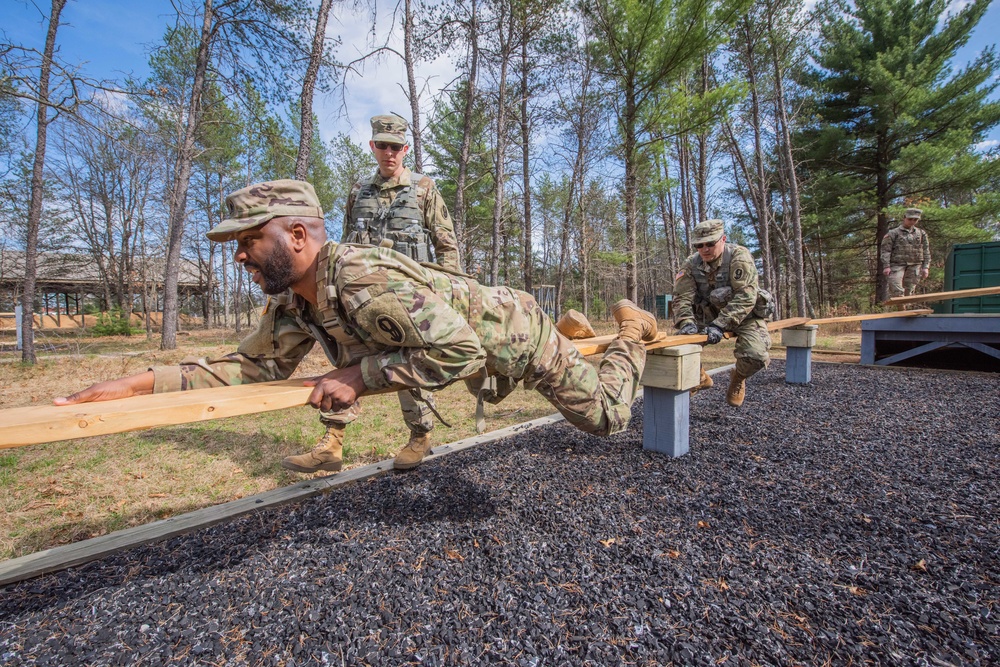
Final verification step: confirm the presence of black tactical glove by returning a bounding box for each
[705,325,724,345]
[677,322,699,336]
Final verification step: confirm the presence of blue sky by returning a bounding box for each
[5,0,1000,148]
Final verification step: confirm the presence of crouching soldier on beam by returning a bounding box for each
[54,179,659,468]
[672,219,773,407]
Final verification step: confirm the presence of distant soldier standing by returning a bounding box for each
[283,113,462,474]
[880,208,930,299]
[672,220,773,408]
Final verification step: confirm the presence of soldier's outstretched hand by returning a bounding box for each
[304,365,368,413]
[53,371,155,405]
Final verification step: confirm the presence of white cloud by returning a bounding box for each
[974,139,999,152]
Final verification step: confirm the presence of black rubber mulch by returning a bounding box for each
[1,362,998,666]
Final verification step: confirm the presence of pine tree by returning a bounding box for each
[804,0,1000,303]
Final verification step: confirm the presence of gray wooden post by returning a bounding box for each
[781,324,818,384]
[15,304,22,350]
[640,344,701,457]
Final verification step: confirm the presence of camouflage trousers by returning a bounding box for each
[888,264,922,298]
[320,387,436,435]
[731,317,771,379]
[526,316,646,437]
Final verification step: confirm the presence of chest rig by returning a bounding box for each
[290,244,370,368]
[693,245,735,307]
[344,172,435,263]
[691,244,773,323]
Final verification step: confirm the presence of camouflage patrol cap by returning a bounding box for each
[904,208,923,220]
[692,219,725,244]
[370,113,409,144]
[206,179,324,242]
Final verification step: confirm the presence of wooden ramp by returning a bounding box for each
[884,285,1000,307]
[807,309,932,325]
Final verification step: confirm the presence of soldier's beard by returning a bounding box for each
[249,238,295,294]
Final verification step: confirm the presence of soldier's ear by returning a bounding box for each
[286,219,309,251]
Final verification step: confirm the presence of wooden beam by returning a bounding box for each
[808,309,932,325]
[883,285,1000,307]
[0,317,812,449]
[573,317,811,356]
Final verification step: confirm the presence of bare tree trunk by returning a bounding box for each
[295,0,333,180]
[489,2,513,286]
[453,0,479,267]
[519,34,532,293]
[768,7,806,315]
[162,0,214,350]
[21,0,68,364]
[404,0,424,172]
[623,85,638,301]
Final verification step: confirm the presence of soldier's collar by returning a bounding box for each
[374,167,412,189]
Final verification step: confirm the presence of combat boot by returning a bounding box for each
[555,309,597,340]
[612,299,658,343]
[725,369,747,407]
[281,425,345,473]
[394,432,434,470]
[690,367,714,396]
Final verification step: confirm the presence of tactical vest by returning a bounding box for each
[691,244,773,324]
[344,172,436,263]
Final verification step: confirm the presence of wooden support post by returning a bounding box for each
[639,344,701,458]
[781,324,817,385]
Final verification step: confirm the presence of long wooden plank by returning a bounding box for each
[573,317,811,356]
[808,309,932,325]
[0,318,811,449]
[0,379,315,449]
[884,285,1000,306]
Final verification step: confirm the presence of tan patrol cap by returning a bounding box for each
[207,179,323,242]
[904,208,923,220]
[692,219,724,244]
[370,113,408,144]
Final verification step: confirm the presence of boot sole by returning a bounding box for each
[611,300,658,342]
[280,460,343,473]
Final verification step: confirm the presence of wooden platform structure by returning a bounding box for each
[861,314,1000,367]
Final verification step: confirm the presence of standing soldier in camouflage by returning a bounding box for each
[880,208,930,299]
[283,113,463,473]
[672,220,773,408]
[55,180,657,466]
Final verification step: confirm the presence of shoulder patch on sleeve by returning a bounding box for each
[732,267,745,282]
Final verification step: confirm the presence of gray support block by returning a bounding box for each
[785,346,812,384]
[642,386,689,458]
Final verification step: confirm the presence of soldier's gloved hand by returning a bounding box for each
[705,325,724,345]
[677,322,698,336]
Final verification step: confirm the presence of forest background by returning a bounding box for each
[2,0,1000,364]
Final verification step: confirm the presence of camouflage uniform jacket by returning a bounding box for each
[150,242,544,396]
[880,225,930,270]
[343,167,461,273]
[672,243,760,332]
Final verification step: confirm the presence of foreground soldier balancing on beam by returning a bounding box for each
[54,179,659,470]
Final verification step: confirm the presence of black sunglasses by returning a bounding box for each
[694,239,719,249]
[374,141,405,151]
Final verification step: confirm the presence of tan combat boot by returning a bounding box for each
[555,309,597,339]
[281,425,345,473]
[394,432,434,470]
[690,367,714,396]
[726,369,747,407]
[612,299,658,343]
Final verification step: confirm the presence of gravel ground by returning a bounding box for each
[1,361,998,667]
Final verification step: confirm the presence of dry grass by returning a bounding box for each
[0,321,861,561]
